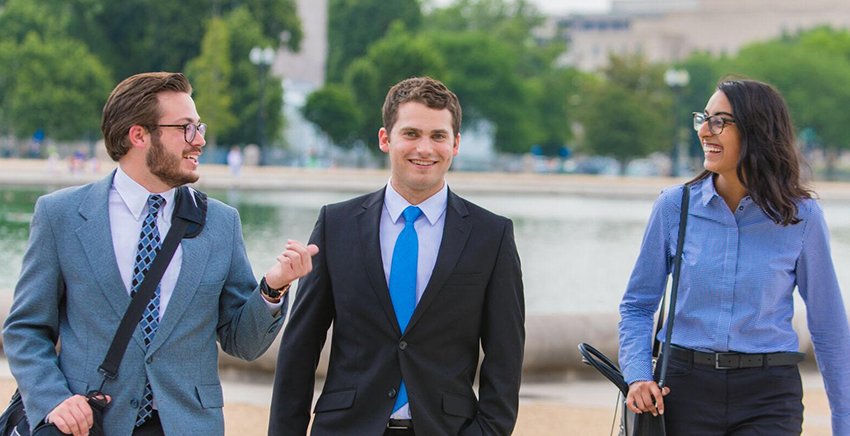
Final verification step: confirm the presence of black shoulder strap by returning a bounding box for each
[656,184,690,389]
[97,191,194,382]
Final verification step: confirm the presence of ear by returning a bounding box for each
[128,125,150,150]
[452,133,460,157]
[378,127,390,154]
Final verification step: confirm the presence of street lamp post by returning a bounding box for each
[664,68,690,177]
[249,46,276,161]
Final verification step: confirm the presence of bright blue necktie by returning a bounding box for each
[131,194,164,426]
[389,206,422,413]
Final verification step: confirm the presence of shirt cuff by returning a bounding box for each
[261,294,285,317]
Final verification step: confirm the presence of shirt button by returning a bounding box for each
[738,206,744,211]
[388,388,397,398]
[398,341,408,351]
[131,399,140,408]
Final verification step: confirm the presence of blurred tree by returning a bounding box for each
[425,0,558,78]
[579,55,672,171]
[527,67,583,155]
[215,6,285,149]
[0,32,112,140]
[302,84,362,147]
[326,0,422,82]
[185,16,238,150]
[732,37,850,180]
[31,0,302,81]
[674,52,727,158]
[342,24,446,151]
[427,31,539,154]
[0,0,299,146]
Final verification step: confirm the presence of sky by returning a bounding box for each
[429,0,615,15]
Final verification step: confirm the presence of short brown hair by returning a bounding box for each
[382,77,462,138]
[101,72,192,161]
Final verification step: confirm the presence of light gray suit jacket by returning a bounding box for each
[2,172,285,435]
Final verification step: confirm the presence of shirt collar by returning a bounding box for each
[698,174,717,207]
[696,173,751,208]
[113,166,176,220]
[384,179,448,226]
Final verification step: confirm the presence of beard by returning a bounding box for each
[146,134,199,188]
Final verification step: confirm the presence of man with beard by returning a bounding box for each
[3,72,318,436]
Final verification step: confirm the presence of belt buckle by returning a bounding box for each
[715,352,740,369]
[387,419,413,430]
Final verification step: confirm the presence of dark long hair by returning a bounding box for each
[690,78,813,225]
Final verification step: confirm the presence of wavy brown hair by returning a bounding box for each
[690,77,813,225]
[101,72,192,161]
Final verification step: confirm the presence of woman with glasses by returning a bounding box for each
[617,78,850,435]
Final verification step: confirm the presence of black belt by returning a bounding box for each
[668,345,804,370]
[388,419,413,430]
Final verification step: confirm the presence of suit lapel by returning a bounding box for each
[147,233,209,355]
[405,190,471,334]
[356,188,402,336]
[75,172,146,350]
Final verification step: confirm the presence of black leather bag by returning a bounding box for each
[579,184,690,436]
[1,186,204,436]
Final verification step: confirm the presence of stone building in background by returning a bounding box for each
[541,0,850,71]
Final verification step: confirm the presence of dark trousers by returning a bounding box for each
[383,428,415,436]
[657,353,804,436]
[132,411,165,436]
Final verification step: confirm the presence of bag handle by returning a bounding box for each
[96,187,193,386]
[656,184,690,389]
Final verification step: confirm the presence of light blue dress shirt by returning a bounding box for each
[618,175,850,434]
[380,180,449,420]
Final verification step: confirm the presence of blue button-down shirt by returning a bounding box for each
[619,176,850,434]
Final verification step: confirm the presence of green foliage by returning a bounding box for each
[185,17,238,147]
[342,25,447,150]
[528,67,583,154]
[0,32,112,140]
[0,0,300,147]
[326,0,422,82]
[579,55,673,168]
[731,38,850,154]
[427,31,538,154]
[302,84,362,147]
[215,6,285,148]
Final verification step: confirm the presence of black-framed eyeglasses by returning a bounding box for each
[693,112,735,135]
[149,123,207,143]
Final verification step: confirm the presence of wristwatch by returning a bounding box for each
[260,276,291,300]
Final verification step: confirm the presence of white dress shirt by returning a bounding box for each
[109,166,282,321]
[380,180,449,420]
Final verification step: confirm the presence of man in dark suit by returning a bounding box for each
[269,77,525,436]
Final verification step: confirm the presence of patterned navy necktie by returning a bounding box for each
[132,194,165,426]
[389,206,422,413]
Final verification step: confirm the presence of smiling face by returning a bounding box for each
[379,101,459,204]
[145,92,205,188]
[699,90,741,183]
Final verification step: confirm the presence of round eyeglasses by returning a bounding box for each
[693,112,734,135]
[150,122,207,143]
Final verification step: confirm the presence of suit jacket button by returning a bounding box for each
[388,388,397,398]
[398,341,408,350]
[146,357,153,364]
[131,399,140,409]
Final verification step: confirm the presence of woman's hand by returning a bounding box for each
[626,380,670,416]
